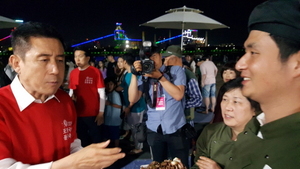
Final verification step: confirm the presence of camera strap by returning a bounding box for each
[143,77,155,108]
[131,65,139,75]
[143,66,173,109]
[152,82,158,108]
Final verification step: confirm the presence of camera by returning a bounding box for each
[132,41,155,75]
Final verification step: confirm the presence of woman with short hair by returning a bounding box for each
[192,77,261,169]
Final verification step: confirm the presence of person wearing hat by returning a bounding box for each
[128,45,190,167]
[164,45,203,167]
[226,0,300,168]
[163,45,202,123]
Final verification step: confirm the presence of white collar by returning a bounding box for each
[11,76,60,111]
[256,112,266,126]
[78,66,90,71]
[256,113,266,139]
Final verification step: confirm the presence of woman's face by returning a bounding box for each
[98,61,104,67]
[89,61,95,67]
[117,58,124,69]
[223,69,237,82]
[221,88,255,131]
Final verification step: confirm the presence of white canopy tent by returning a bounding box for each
[141,6,229,49]
[0,15,22,29]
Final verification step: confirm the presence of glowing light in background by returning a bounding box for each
[15,20,24,23]
[0,35,11,42]
[121,38,141,41]
[71,34,114,47]
[155,35,182,44]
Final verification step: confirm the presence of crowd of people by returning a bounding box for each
[0,0,300,168]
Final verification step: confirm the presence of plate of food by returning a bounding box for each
[140,157,187,169]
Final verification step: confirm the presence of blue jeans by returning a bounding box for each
[202,83,216,98]
[77,116,102,147]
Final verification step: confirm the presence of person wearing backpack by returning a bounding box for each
[163,53,202,124]
[163,46,203,167]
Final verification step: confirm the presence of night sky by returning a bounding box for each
[0,0,265,47]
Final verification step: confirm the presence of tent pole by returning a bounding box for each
[142,31,145,42]
[205,31,208,46]
[169,30,171,43]
[181,22,184,50]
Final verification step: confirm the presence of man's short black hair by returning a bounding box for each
[185,54,193,58]
[200,56,209,61]
[149,45,161,56]
[270,35,300,62]
[104,76,117,85]
[73,46,90,57]
[11,22,65,59]
[120,53,135,66]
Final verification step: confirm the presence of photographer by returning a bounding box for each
[128,45,189,167]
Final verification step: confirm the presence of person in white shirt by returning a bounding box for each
[0,21,125,169]
[184,54,196,73]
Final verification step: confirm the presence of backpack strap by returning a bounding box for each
[163,66,173,82]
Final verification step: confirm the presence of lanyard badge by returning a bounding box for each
[153,82,165,110]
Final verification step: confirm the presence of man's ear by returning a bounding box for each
[9,55,21,74]
[290,51,300,78]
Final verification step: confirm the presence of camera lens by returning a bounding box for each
[142,61,154,74]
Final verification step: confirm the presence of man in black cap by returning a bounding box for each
[225,0,300,168]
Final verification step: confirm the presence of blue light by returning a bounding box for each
[71,34,114,47]
[126,38,142,41]
[155,35,182,44]
[116,38,142,41]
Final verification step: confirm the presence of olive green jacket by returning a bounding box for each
[191,118,260,169]
[227,112,300,169]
